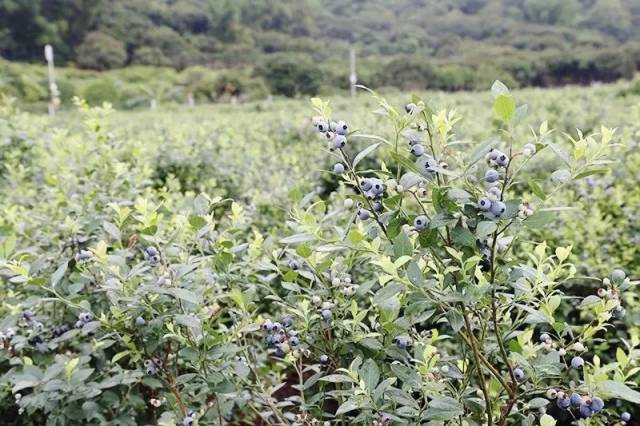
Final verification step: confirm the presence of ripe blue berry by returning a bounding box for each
[612,306,626,319]
[334,163,345,174]
[135,316,146,327]
[485,169,499,183]
[317,121,328,133]
[410,144,425,157]
[486,148,503,161]
[335,120,348,135]
[319,354,329,364]
[281,316,293,328]
[358,209,371,221]
[372,200,383,212]
[589,396,604,412]
[333,135,347,149]
[579,404,593,418]
[478,198,492,211]
[414,215,428,231]
[490,201,506,218]
[289,336,299,346]
[262,319,273,332]
[513,368,525,382]
[361,178,373,191]
[183,413,195,426]
[571,356,584,369]
[496,153,509,167]
[79,312,94,323]
[621,412,631,422]
[144,246,161,265]
[557,395,571,410]
[23,309,35,320]
[570,393,583,407]
[321,309,332,321]
[288,259,300,270]
[395,336,409,350]
[369,179,384,196]
[539,333,551,343]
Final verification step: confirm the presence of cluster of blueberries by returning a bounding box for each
[356,177,386,221]
[330,272,359,297]
[601,269,628,320]
[312,117,349,151]
[144,246,161,266]
[262,317,300,357]
[144,357,163,376]
[551,390,606,419]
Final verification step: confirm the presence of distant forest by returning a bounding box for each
[1,0,640,95]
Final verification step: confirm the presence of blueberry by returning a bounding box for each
[335,120,348,135]
[589,396,604,412]
[319,354,329,364]
[334,163,345,174]
[612,306,626,320]
[579,404,593,418]
[23,310,35,320]
[281,316,293,328]
[357,209,371,221]
[557,396,571,410]
[135,316,146,327]
[317,121,328,133]
[265,335,274,345]
[611,269,626,284]
[146,365,158,376]
[183,414,195,426]
[32,321,44,332]
[361,178,373,191]
[262,319,273,332]
[395,336,409,350]
[478,198,492,211]
[539,333,551,344]
[513,368,525,382]
[496,153,509,167]
[485,169,500,183]
[144,247,161,265]
[571,356,584,369]
[75,320,84,329]
[79,312,94,323]
[570,393,583,407]
[372,200,383,212]
[289,336,299,346]
[333,135,347,149]
[369,179,384,196]
[621,412,631,422]
[75,250,93,264]
[410,144,425,157]
[272,322,283,332]
[546,389,558,399]
[414,215,428,231]
[490,201,506,218]
[321,309,332,321]
[486,148,503,161]
[288,259,300,270]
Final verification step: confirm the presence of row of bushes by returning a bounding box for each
[2,44,639,109]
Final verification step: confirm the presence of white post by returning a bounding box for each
[349,48,357,98]
[44,44,59,116]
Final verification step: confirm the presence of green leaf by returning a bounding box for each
[320,374,353,383]
[353,142,382,168]
[540,414,556,426]
[528,180,546,201]
[424,396,464,420]
[476,221,497,238]
[491,80,510,98]
[597,380,640,404]
[393,231,413,258]
[336,399,359,415]
[446,310,465,333]
[494,94,516,123]
[360,359,380,391]
[188,214,206,230]
[451,226,475,248]
[168,288,200,304]
[523,211,555,229]
[51,262,67,288]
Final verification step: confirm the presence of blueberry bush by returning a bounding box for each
[0,82,638,425]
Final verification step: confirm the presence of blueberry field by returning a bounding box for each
[1,77,639,426]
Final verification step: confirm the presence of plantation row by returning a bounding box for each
[0,82,638,425]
